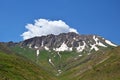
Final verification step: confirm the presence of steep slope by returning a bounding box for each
[58,46,120,80]
[19,32,117,52]
[79,46,120,80]
[9,43,120,80]
[0,43,57,80]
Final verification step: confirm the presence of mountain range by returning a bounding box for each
[0,32,120,80]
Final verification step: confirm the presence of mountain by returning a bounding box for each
[19,32,117,52]
[3,32,120,80]
[9,32,117,73]
[0,43,57,80]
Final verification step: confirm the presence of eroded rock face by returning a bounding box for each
[19,32,117,52]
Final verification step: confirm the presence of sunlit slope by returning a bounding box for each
[0,43,57,80]
[8,42,120,80]
[59,47,120,80]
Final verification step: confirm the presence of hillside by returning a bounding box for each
[0,43,57,80]
[9,44,120,80]
[1,32,120,80]
[58,46,120,80]
[79,46,120,80]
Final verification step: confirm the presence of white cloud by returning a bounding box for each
[21,19,78,40]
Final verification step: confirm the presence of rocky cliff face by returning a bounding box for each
[19,32,117,52]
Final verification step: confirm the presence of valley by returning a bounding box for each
[0,32,120,80]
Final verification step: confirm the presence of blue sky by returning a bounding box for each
[0,0,120,44]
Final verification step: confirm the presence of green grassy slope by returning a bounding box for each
[10,46,57,74]
[59,47,120,80]
[0,43,57,80]
[10,45,87,75]
[79,46,120,80]
[9,44,120,80]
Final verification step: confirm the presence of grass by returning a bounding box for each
[58,47,120,80]
[0,44,57,80]
[9,44,120,80]
[11,46,83,74]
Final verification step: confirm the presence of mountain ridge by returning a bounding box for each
[19,32,117,52]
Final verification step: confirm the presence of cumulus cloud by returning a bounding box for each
[21,19,78,40]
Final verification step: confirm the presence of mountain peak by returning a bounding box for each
[19,32,117,52]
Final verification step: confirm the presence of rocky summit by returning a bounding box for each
[19,32,117,52]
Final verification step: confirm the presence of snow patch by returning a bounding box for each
[105,40,117,47]
[58,70,62,74]
[76,41,86,52]
[90,44,99,51]
[79,55,82,57]
[49,59,52,63]
[93,35,99,42]
[93,35,107,47]
[73,37,76,40]
[49,59,54,66]
[44,46,49,50]
[36,50,40,56]
[98,42,107,47]
[69,47,73,51]
[57,52,61,58]
[53,48,55,51]
[34,46,38,49]
[41,41,44,47]
[54,42,70,51]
